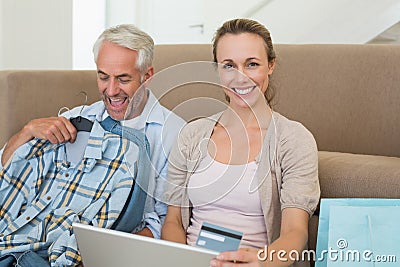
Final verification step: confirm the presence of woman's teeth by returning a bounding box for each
[232,86,255,95]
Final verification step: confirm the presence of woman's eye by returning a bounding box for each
[248,62,259,68]
[222,63,234,70]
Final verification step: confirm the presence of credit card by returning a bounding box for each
[196,222,243,252]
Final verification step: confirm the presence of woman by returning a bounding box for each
[161,18,320,267]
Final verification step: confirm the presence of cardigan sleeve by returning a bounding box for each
[162,116,216,208]
[278,120,320,216]
[163,125,191,207]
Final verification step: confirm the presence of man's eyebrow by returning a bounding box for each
[97,70,132,78]
[116,73,132,78]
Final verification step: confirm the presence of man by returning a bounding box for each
[0,24,185,266]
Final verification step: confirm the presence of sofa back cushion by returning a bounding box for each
[1,44,399,158]
[153,44,400,157]
[0,70,99,147]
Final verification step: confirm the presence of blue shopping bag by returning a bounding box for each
[315,198,400,267]
[327,205,400,266]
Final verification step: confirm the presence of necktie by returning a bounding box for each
[100,116,150,233]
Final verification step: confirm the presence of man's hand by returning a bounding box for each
[24,117,78,144]
[1,116,77,166]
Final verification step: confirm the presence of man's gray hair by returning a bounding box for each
[93,24,154,74]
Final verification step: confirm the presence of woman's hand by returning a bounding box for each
[210,248,261,267]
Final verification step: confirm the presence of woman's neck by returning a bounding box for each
[221,98,272,130]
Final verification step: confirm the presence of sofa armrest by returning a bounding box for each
[318,151,400,199]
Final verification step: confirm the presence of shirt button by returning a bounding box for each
[65,173,69,177]
[47,196,51,200]
[26,216,31,220]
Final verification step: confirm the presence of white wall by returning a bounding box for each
[200,0,400,44]
[105,0,136,27]
[1,0,73,70]
[0,0,399,70]
[73,0,106,70]
[202,0,269,41]
[103,0,207,44]
[139,0,400,44]
[252,0,400,44]
[147,0,206,44]
[0,0,106,70]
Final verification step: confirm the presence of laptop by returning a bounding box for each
[72,222,219,267]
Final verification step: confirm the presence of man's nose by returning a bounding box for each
[106,78,120,95]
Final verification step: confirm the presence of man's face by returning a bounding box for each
[96,41,152,120]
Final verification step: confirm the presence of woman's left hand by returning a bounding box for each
[210,248,261,267]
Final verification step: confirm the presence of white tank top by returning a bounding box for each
[187,152,268,249]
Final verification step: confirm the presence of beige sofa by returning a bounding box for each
[1,44,400,262]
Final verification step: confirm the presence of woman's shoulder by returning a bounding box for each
[271,112,318,166]
[179,113,221,136]
[273,112,316,144]
[172,114,220,157]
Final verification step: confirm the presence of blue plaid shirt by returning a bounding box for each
[0,121,138,266]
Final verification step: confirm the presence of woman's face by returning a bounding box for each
[216,33,274,108]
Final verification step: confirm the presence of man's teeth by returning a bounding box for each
[109,97,126,106]
[233,86,254,95]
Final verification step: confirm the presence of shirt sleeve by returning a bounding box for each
[0,140,42,209]
[141,114,186,238]
[144,156,169,238]
[0,143,6,169]
[49,228,82,266]
[0,144,27,224]
[142,211,162,238]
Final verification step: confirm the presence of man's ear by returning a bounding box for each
[143,66,154,84]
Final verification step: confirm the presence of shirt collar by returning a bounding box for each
[141,90,165,125]
[83,120,105,161]
[105,89,165,130]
